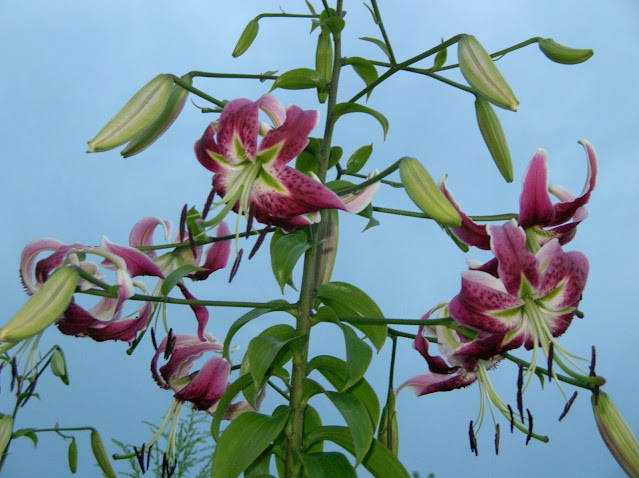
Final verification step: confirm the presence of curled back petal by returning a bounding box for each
[519,149,556,228]
[396,370,477,396]
[439,178,490,250]
[20,238,66,294]
[102,238,165,278]
[188,222,232,281]
[129,217,172,258]
[174,357,231,410]
[257,94,286,128]
[340,170,380,214]
[176,283,209,341]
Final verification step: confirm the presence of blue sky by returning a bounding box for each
[1,1,638,476]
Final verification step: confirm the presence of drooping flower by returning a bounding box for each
[194,94,378,232]
[151,333,258,418]
[441,140,598,250]
[448,220,589,381]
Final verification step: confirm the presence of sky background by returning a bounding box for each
[1,1,638,477]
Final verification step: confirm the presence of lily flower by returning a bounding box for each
[151,334,258,418]
[441,140,598,250]
[448,220,589,384]
[397,303,547,445]
[194,94,378,233]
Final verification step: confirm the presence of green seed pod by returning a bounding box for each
[458,35,519,111]
[592,392,639,477]
[50,347,70,385]
[121,74,192,157]
[87,74,174,152]
[538,38,594,65]
[399,157,462,227]
[68,438,78,474]
[315,28,333,103]
[0,415,13,458]
[232,18,260,58]
[90,430,116,478]
[475,97,513,182]
[0,266,79,343]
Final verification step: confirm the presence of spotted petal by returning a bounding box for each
[258,104,319,165]
[519,148,555,228]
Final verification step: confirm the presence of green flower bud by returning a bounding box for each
[87,74,174,153]
[232,18,260,58]
[315,28,333,104]
[538,38,594,65]
[314,209,339,288]
[399,157,462,227]
[475,97,514,182]
[121,74,192,158]
[50,347,70,385]
[0,266,79,343]
[378,390,399,455]
[458,35,519,111]
[90,429,116,478]
[592,392,639,477]
[68,438,78,474]
[0,415,13,458]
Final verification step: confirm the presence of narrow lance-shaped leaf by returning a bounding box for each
[269,68,327,92]
[270,229,314,292]
[345,57,379,100]
[359,37,391,61]
[346,144,373,174]
[326,391,374,464]
[300,452,357,478]
[332,103,389,140]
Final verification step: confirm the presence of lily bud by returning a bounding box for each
[399,157,462,227]
[592,392,639,477]
[232,18,260,58]
[50,347,70,385]
[378,390,399,455]
[121,74,192,157]
[315,28,333,103]
[458,35,519,111]
[0,266,79,343]
[90,429,117,478]
[68,438,78,474]
[0,415,13,458]
[475,97,514,182]
[314,209,339,288]
[87,74,174,152]
[538,38,593,65]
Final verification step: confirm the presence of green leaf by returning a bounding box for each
[303,426,410,478]
[300,451,357,478]
[357,203,381,232]
[326,391,374,464]
[211,409,292,478]
[244,446,273,478]
[305,0,317,15]
[328,146,343,170]
[345,57,379,100]
[222,300,289,360]
[308,356,380,431]
[316,282,386,352]
[432,41,447,71]
[12,427,37,448]
[304,405,324,454]
[246,325,298,388]
[359,37,391,61]
[332,103,389,140]
[346,144,373,174]
[211,373,254,440]
[270,229,314,292]
[269,68,327,92]
[160,264,206,295]
[322,17,345,36]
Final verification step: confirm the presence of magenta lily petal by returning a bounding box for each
[195,123,226,173]
[439,178,490,250]
[398,370,478,396]
[216,99,259,164]
[102,238,165,278]
[340,170,381,214]
[129,216,172,258]
[174,357,230,410]
[258,105,319,165]
[519,149,556,228]
[188,222,232,281]
[176,282,209,341]
[20,238,66,294]
[257,94,286,127]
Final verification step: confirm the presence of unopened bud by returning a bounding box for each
[592,392,639,477]
[121,75,192,158]
[232,18,260,58]
[50,347,70,385]
[315,28,333,103]
[90,429,117,478]
[458,35,519,111]
[87,74,174,152]
[0,415,13,458]
[538,38,593,65]
[0,266,79,343]
[378,391,399,455]
[475,97,513,182]
[314,209,339,288]
[399,157,462,227]
[68,438,78,474]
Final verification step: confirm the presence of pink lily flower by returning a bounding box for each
[151,334,258,418]
[441,140,598,250]
[194,94,378,232]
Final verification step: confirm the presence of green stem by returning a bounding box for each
[172,76,225,108]
[437,37,542,71]
[370,0,396,65]
[373,206,518,222]
[335,159,401,195]
[367,60,474,94]
[339,168,403,188]
[188,71,278,82]
[138,226,275,252]
[255,13,317,20]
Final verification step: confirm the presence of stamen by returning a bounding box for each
[525,409,533,445]
[201,183,217,220]
[517,363,524,421]
[10,357,17,392]
[179,205,187,243]
[187,224,197,257]
[134,443,146,473]
[146,444,153,472]
[229,249,243,282]
[494,423,500,455]
[547,342,554,383]
[151,328,158,351]
[245,208,255,238]
[507,404,514,433]
[469,420,478,456]
[589,345,597,377]
[559,391,578,421]
[249,226,271,259]
[164,329,175,360]
[575,309,584,319]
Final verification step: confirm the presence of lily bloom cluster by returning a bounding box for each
[18,216,231,343]
[194,94,379,234]
[399,141,598,445]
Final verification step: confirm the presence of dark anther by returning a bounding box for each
[559,391,578,421]
[507,404,514,433]
[589,345,597,377]
[10,357,18,392]
[575,309,584,319]
[494,423,500,455]
[151,328,158,351]
[164,328,176,359]
[517,363,524,421]
[468,420,478,456]
[179,204,187,243]
[525,409,533,445]
[146,443,153,472]
[168,458,177,478]
[229,249,244,282]
[187,224,197,257]
[201,184,217,220]
[245,209,255,239]
[20,373,39,408]
[134,443,146,473]
[547,342,554,383]
[249,227,270,259]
